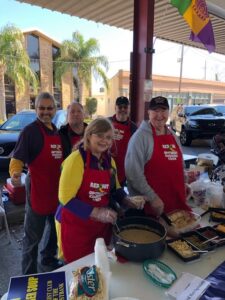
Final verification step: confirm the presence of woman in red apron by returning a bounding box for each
[57,118,129,263]
[125,96,191,219]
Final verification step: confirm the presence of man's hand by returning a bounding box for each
[150,196,164,216]
[11,172,22,187]
[123,196,146,210]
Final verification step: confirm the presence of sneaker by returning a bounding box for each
[41,257,64,269]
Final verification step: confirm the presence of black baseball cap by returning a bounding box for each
[149,96,169,110]
[116,96,130,106]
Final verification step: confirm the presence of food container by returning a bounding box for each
[198,226,225,247]
[167,210,201,234]
[167,238,200,262]
[113,217,166,262]
[143,259,177,288]
[197,226,220,239]
[181,231,216,252]
[214,223,225,234]
[210,211,225,223]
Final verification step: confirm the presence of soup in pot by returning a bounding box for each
[118,228,161,244]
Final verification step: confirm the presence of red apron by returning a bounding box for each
[111,118,131,184]
[29,123,63,215]
[144,125,190,215]
[61,151,111,263]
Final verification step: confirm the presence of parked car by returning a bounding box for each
[0,109,66,170]
[170,105,225,146]
[214,105,225,116]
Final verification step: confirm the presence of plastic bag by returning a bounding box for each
[190,178,208,207]
[206,182,223,208]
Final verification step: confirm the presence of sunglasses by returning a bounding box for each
[38,106,55,111]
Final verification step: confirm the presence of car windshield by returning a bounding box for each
[184,106,208,116]
[0,113,36,131]
[190,107,218,116]
[214,105,225,114]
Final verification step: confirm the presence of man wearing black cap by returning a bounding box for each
[109,96,137,186]
[125,96,191,219]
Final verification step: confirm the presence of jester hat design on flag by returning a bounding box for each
[171,0,215,53]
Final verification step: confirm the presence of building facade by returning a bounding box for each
[4,29,90,118]
[96,70,225,117]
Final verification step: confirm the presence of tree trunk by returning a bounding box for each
[78,79,84,105]
[0,66,6,121]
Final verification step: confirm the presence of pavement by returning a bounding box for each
[0,198,24,298]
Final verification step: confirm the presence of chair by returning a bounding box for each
[0,187,11,244]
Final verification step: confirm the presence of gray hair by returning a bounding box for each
[35,92,56,109]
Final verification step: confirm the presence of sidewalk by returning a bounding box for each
[0,223,23,298]
[0,199,57,297]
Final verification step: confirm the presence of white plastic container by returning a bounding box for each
[94,238,111,300]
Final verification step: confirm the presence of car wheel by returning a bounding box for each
[180,129,192,146]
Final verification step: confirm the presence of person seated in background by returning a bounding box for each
[55,118,143,263]
[109,96,137,187]
[125,96,191,221]
[59,101,88,159]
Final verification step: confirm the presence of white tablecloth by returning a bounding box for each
[57,211,225,300]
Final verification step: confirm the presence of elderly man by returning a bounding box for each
[59,101,87,159]
[125,96,191,218]
[109,96,137,186]
[9,92,63,274]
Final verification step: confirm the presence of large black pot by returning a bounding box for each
[113,216,167,262]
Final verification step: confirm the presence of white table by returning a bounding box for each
[58,213,225,300]
[2,211,224,300]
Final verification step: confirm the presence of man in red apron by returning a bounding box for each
[125,96,191,218]
[9,92,63,274]
[109,96,137,186]
[59,101,88,159]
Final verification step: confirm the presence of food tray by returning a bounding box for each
[143,259,177,288]
[210,211,225,223]
[167,210,201,234]
[181,231,216,252]
[197,226,220,239]
[167,238,201,262]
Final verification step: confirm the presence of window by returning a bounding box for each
[52,46,62,107]
[27,34,40,81]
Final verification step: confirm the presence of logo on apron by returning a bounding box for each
[114,128,125,141]
[89,182,109,202]
[162,144,178,161]
[50,144,63,159]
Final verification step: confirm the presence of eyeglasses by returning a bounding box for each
[92,133,113,141]
[38,106,55,111]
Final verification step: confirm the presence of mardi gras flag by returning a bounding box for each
[171,0,215,53]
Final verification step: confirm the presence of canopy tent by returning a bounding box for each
[16,0,225,55]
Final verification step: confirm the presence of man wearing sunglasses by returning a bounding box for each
[109,96,137,186]
[9,92,63,274]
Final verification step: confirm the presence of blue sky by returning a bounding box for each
[1,0,225,85]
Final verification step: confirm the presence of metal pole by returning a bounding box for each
[178,44,184,103]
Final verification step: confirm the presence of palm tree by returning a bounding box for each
[54,31,108,104]
[0,24,38,121]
